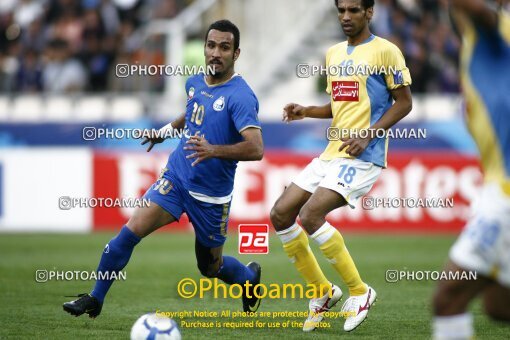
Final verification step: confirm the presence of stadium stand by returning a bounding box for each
[0,0,459,96]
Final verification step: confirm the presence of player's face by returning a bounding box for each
[204,29,239,78]
[337,0,373,38]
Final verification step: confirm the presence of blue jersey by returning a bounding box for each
[167,74,261,198]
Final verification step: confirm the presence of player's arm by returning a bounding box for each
[371,86,413,132]
[141,112,186,152]
[283,103,332,122]
[163,112,186,130]
[339,86,412,157]
[450,0,499,29]
[184,127,263,166]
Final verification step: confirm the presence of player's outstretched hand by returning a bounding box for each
[283,103,306,123]
[184,133,216,166]
[338,135,371,157]
[140,131,165,152]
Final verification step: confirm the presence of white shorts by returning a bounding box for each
[450,183,510,288]
[293,157,382,208]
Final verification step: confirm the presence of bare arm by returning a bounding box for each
[169,112,186,130]
[339,86,413,157]
[212,128,264,161]
[141,112,186,152]
[451,0,499,29]
[370,86,413,132]
[301,104,333,119]
[283,103,332,122]
[184,127,264,166]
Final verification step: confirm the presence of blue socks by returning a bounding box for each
[90,227,254,302]
[217,256,256,285]
[91,226,141,303]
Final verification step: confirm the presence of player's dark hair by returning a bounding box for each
[334,0,375,10]
[205,20,240,51]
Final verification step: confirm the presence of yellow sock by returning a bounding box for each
[311,222,367,296]
[277,224,330,297]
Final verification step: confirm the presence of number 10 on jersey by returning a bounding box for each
[191,102,205,126]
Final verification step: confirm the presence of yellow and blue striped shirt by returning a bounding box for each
[321,35,412,167]
[453,9,510,195]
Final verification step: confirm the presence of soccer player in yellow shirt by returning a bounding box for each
[432,1,510,338]
[270,0,413,332]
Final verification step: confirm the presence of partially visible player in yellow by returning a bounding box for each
[432,1,510,339]
[269,0,412,333]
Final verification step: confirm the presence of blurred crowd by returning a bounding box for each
[0,0,191,93]
[372,0,460,93]
[0,0,461,94]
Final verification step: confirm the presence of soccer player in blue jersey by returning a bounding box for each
[63,20,264,318]
[432,1,510,339]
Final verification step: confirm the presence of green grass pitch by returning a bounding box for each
[1,232,509,339]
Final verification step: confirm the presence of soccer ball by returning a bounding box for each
[130,313,181,340]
